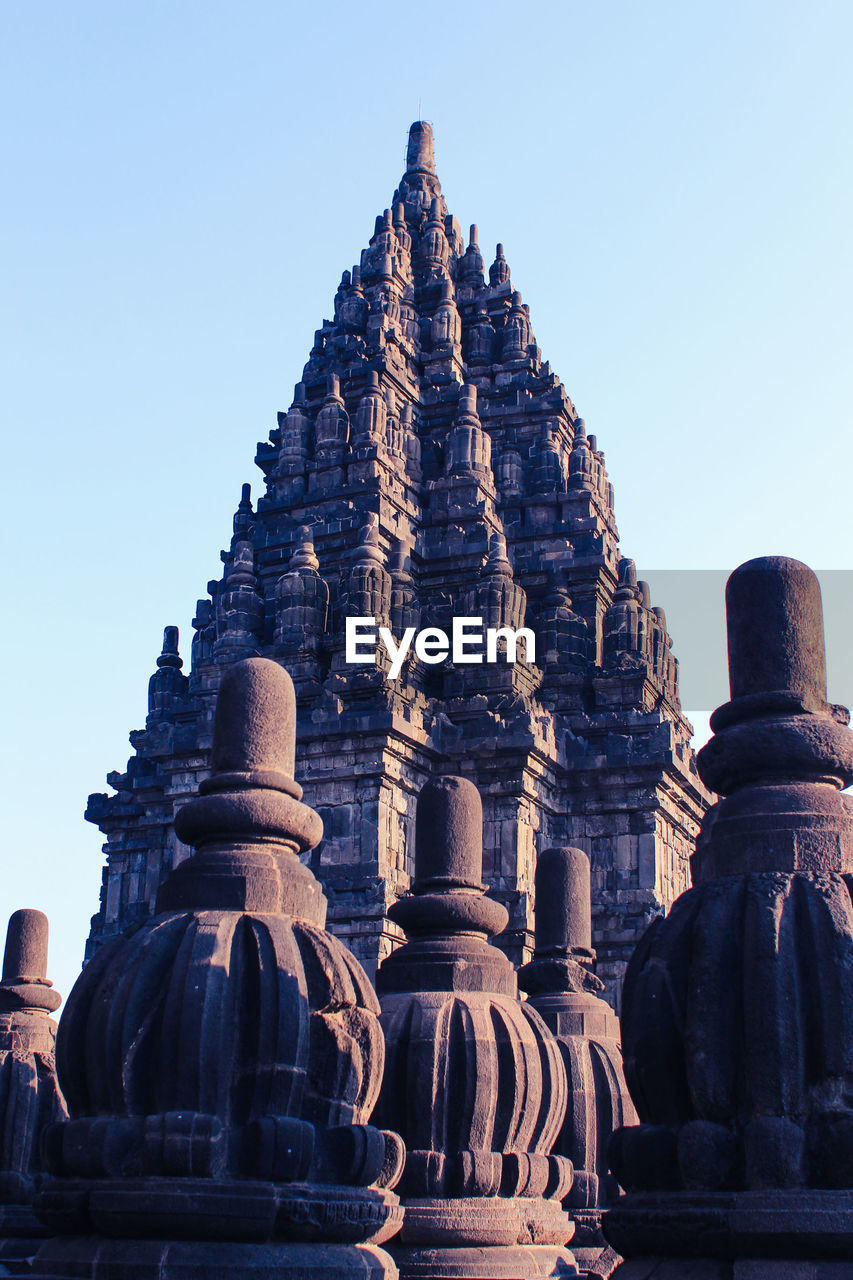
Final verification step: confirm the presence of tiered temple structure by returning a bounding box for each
[85,120,709,1002]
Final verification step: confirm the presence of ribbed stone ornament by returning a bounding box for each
[32,658,404,1280]
[519,849,637,1278]
[375,775,579,1278]
[604,558,853,1278]
[0,910,65,1274]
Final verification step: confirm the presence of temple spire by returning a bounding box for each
[405,120,435,175]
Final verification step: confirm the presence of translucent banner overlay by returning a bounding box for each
[641,570,853,749]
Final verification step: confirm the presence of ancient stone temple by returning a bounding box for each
[605,557,853,1276]
[86,120,709,1002]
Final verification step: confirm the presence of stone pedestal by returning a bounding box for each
[374,775,578,1278]
[33,659,404,1280]
[604,557,853,1277]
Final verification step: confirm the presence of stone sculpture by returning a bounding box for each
[32,657,404,1280]
[604,556,853,1277]
[519,848,637,1278]
[0,910,65,1274]
[374,774,579,1278]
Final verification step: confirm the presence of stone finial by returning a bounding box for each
[0,910,65,1266]
[605,558,853,1275]
[290,524,319,572]
[374,777,577,1276]
[489,242,511,286]
[37,659,404,1278]
[539,847,593,956]
[147,626,188,722]
[413,775,486,893]
[156,625,182,670]
[520,851,636,1276]
[1,909,61,1011]
[723,555,828,708]
[485,530,513,577]
[406,120,435,175]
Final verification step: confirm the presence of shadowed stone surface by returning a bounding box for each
[32,658,404,1280]
[519,849,637,1277]
[603,557,853,1278]
[85,121,709,1008]
[374,776,579,1278]
[0,911,65,1274]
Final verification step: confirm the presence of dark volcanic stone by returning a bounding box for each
[604,557,853,1277]
[32,659,404,1280]
[0,909,65,1275]
[375,776,579,1278]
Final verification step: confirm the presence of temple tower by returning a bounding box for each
[86,121,709,1004]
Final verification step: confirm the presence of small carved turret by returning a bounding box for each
[213,539,264,662]
[146,626,189,722]
[375,777,577,1277]
[458,223,485,289]
[502,290,532,361]
[336,266,368,332]
[275,383,311,471]
[340,517,391,628]
[231,481,253,545]
[314,374,350,460]
[468,532,527,635]
[496,447,524,498]
[445,383,492,479]
[389,542,419,637]
[489,242,511,287]
[0,910,65,1268]
[537,572,590,669]
[352,371,388,450]
[401,403,421,482]
[419,196,449,274]
[429,277,461,351]
[520,849,637,1275]
[602,559,643,667]
[274,527,329,657]
[568,418,596,491]
[465,304,495,365]
[530,421,568,494]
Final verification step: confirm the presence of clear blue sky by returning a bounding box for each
[2,0,851,1005]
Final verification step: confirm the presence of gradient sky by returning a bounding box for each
[2,0,851,1005]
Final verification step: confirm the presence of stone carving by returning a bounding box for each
[605,556,853,1277]
[34,658,404,1280]
[374,775,579,1278]
[519,849,637,1278]
[87,120,708,1010]
[0,910,65,1274]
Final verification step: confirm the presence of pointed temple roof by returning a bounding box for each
[86,123,710,1000]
